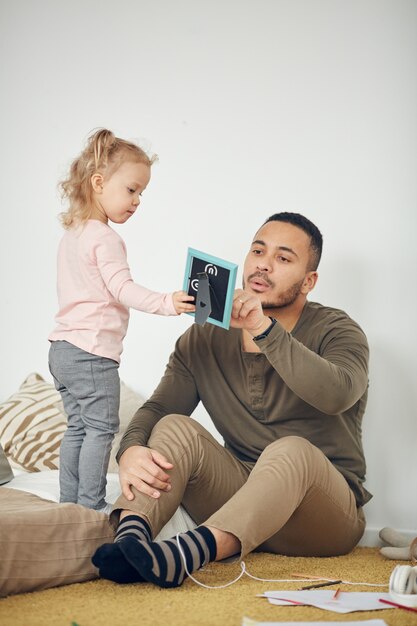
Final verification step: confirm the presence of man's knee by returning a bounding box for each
[150,414,204,443]
[152,413,192,433]
[262,436,319,463]
[149,414,217,452]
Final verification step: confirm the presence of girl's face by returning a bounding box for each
[91,160,151,224]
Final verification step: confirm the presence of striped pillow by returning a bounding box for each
[0,374,145,474]
[0,373,66,472]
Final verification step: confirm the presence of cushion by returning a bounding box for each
[0,373,65,471]
[109,380,145,472]
[0,373,144,473]
[0,443,13,485]
[0,487,114,597]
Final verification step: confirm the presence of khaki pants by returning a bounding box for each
[0,489,115,596]
[114,415,365,557]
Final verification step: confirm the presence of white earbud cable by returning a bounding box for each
[175,534,387,590]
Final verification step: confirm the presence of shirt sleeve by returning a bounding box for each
[116,333,200,461]
[93,230,177,316]
[257,317,369,415]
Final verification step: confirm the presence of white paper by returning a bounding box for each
[262,590,393,613]
[242,619,388,626]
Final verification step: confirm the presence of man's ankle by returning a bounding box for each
[205,526,241,561]
[119,509,137,521]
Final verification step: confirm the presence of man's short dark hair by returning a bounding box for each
[263,212,323,271]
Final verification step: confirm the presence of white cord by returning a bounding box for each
[175,534,388,590]
[175,534,246,589]
[243,570,319,583]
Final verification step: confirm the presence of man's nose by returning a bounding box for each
[257,256,272,271]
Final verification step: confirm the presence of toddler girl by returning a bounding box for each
[49,128,194,513]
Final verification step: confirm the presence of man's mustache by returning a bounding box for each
[247,272,274,287]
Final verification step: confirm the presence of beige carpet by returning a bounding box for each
[0,548,414,626]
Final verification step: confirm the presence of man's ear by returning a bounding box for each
[91,172,104,193]
[301,271,318,294]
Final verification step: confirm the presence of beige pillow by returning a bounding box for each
[0,373,65,471]
[108,381,144,472]
[0,373,144,473]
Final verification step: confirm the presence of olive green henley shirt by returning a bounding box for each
[118,301,371,507]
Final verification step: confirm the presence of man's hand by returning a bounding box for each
[230,289,272,336]
[118,445,174,501]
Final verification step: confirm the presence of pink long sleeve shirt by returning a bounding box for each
[49,220,176,363]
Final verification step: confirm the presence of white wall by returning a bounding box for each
[1,0,416,541]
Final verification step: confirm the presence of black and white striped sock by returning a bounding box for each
[118,526,217,588]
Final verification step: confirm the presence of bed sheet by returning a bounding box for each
[6,469,196,540]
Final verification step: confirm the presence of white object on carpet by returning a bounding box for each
[7,469,197,540]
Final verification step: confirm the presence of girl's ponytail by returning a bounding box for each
[58,128,156,229]
[90,129,117,172]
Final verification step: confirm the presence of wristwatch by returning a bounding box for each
[253,316,277,341]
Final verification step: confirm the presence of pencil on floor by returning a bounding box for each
[301,579,342,590]
[379,598,417,613]
[332,588,341,599]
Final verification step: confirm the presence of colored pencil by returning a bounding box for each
[301,579,342,590]
[379,598,417,613]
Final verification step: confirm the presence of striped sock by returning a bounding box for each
[118,526,217,588]
[92,515,151,584]
[115,515,152,543]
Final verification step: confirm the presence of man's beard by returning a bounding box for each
[244,273,305,310]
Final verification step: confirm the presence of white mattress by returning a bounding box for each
[7,469,121,504]
[7,469,196,540]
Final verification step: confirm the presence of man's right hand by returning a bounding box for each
[118,445,174,501]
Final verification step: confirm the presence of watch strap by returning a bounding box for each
[253,316,277,341]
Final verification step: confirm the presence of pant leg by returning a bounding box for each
[0,488,115,596]
[205,435,365,557]
[56,385,85,503]
[49,343,84,504]
[112,414,250,537]
[49,341,120,510]
[77,354,120,510]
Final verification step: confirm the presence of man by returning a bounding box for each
[92,212,371,589]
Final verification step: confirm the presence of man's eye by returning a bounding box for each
[278,256,289,263]
[252,249,262,255]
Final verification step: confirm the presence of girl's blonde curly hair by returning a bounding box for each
[59,128,157,229]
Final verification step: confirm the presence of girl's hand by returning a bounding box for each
[172,290,195,314]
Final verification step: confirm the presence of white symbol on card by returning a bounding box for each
[191,278,199,291]
[205,263,218,276]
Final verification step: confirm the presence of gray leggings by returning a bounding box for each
[48,341,120,510]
